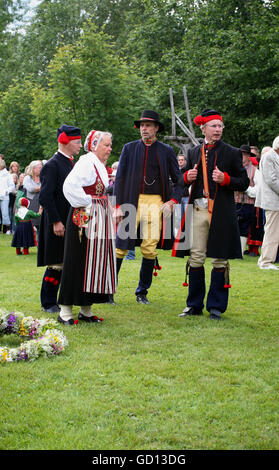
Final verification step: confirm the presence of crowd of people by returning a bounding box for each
[0,154,45,251]
[1,109,279,322]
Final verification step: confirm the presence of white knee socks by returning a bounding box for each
[59,305,73,321]
[80,305,93,317]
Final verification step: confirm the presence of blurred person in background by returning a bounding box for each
[0,159,15,234]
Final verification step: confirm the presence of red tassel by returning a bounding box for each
[153,257,161,278]
[183,260,190,288]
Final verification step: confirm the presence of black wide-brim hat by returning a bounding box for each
[134,110,164,133]
[240,144,256,157]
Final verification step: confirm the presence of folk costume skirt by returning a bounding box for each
[58,196,117,306]
[11,221,37,248]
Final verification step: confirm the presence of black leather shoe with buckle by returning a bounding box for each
[178,307,203,317]
[106,294,116,305]
[136,294,150,304]
[209,309,222,320]
[78,313,103,323]
[43,305,61,313]
[57,315,74,325]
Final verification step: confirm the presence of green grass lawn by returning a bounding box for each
[0,233,279,450]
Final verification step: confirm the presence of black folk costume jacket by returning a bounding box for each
[172,140,250,260]
[37,152,73,266]
[113,139,184,251]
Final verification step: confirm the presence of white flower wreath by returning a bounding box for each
[0,309,68,363]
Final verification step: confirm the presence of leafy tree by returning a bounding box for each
[0,0,23,91]
[16,0,91,84]
[31,23,154,159]
[0,79,43,167]
[153,0,279,148]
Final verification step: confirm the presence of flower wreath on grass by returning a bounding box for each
[0,309,68,364]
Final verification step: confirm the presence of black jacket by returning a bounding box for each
[37,152,73,266]
[172,140,249,260]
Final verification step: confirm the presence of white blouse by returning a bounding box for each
[63,152,109,208]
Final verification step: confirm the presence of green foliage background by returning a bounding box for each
[0,0,279,168]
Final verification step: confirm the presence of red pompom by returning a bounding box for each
[224,284,232,288]
[193,115,204,126]
[158,266,162,270]
[183,282,189,287]
[58,131,70,145]
[53,280,59,286]
[153,272,158,277]
[45,276,49,282]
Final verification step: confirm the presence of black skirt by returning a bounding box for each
[11,221,36,248]
[58,207,110,306]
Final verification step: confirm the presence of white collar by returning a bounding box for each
[17,207,28,219]
[58,150,73,160]
[88,152,109,188]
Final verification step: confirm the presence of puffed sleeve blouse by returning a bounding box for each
[63,152,109,208]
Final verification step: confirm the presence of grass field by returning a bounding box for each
[0,233,279,451]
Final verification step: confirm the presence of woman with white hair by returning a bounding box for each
[257,136,279,269]
[58,129,117,324]
[0,159,15,234]
[23,160,42,199]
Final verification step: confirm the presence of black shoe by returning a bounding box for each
[78,312,104,323]
[136,294,150,304]
[57,315,74,325]
[106,294,116,305]
[43,305,61,313]
[179,306,203,317]
[209,309,222,320]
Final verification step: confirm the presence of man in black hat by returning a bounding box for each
[172,109,249,320]
[37,124,82,313]
[113,110,183,304]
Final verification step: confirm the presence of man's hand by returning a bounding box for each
[186,164,198,183]
[113,206,124,225]
[160,200,175,218]
[53,221,65,237]
[212,166,225,184]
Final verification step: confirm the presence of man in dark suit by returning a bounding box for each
[172,109,249,320]
[113,110,183,304]
[37,124,82,313]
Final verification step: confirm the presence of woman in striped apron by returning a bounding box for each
[58,130,117,325]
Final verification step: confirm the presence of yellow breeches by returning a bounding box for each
[116,194,163,260]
